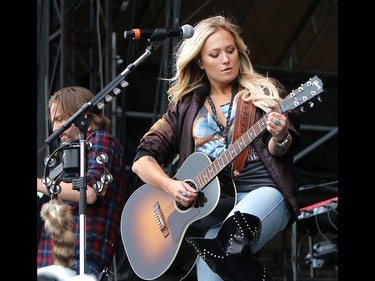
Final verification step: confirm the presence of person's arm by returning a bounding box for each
[37,177,98,204]
[132,155,197,206]
[267,131,292,157]
[266,103,293,157]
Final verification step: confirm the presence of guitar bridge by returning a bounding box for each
[153,202,169,238]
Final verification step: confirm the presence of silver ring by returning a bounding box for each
[273,119,281,125]
[181,192,188,197]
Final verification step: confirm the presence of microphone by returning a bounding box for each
[124,24,194,41]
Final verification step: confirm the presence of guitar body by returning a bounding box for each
[120,152,236,280]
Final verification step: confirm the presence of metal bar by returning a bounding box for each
[294,127,338,163]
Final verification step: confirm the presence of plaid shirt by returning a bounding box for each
[37,130,126,271]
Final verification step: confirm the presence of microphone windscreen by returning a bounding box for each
[181,24,194,38]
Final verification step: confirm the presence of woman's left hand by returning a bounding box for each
[266,104,288,141]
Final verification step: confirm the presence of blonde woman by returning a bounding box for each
[132,15,301,280]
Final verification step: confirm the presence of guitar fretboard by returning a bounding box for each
[195,105,281,190]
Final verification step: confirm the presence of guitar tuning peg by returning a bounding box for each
[308,101,314,108]
[317,96,322,102]
[299,107,305,113]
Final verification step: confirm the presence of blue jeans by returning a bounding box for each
[196,186,291,281]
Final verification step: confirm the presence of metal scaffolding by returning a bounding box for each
[37,0,185,175]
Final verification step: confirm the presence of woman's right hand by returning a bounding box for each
[133,156,197,207]
[166,179,198,207]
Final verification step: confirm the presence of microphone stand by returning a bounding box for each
[74,114,89,276]
[44,39,164,275]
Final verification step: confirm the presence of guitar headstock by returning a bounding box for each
[279,76,324,113]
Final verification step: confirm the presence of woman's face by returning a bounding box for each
[199,28,239,87]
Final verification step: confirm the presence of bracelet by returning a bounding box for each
[272,133,291,148]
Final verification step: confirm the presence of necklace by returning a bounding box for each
[206,92,235,147]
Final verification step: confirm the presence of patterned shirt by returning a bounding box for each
[37,130,126,271]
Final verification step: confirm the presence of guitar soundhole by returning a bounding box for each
[176,179,198,211]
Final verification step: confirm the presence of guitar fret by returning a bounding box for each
[217,157,227,169]
[237,139,245,151]
[243,128,254,145]
[208,167,215,178]
[196,173,205,189]
[258,118,266,130]
[210,161,219,175]
[222,150,231,166]
[236,142,243,154]
[227,146,235,156]
[255,120,263,134]
[247,128,255,141]
[199,168,213,187]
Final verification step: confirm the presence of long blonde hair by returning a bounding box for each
[167,15,282,112]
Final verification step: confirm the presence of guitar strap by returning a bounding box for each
[231,98,256,177]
